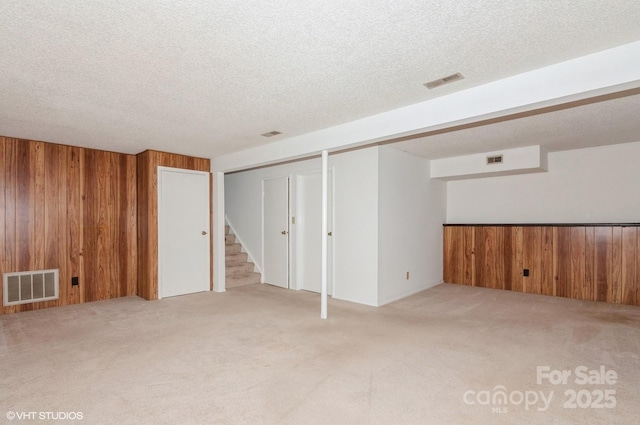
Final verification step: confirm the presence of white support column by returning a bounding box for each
[321,150,328,319]
[213,171,226,292]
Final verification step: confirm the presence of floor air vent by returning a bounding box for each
[3,269,59,306]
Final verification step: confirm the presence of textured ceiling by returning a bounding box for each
[393,93,640,159]
[1,1,640,161]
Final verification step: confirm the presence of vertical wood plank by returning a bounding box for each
[16,139,34,272]
[44,143,64,308]
[105,151,117,300]
[584,227,596,302]
[483,226,504,289]
[540,227,554,296]
[97,150,110,301]
[443,226,453,283]
[570,227,586,301]
[594,227,611,302]
[474,227,486,287]
[502,227,513,291]
[443,226,464,284]
[554,227,571,298]
[510,226,523,292]
[126,155,138,296]
[4,139,18,314]
[67,146,83,305]
[33,142,46,271]
[621,227,637,306]
[463,226,475,286]
[5,139,17,275]
[82,148,98,302]
[523,227,542,294]
[136,150,151,299]
[109,151,137,298]
[610,226,623,304]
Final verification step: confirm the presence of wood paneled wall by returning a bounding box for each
[0,137,137,314]
[137,150,210,300]
[444,224,640,306]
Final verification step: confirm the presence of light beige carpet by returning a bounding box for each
[1,283,639,424]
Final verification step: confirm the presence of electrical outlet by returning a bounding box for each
[71,276,79,286]
[523,269,530,277]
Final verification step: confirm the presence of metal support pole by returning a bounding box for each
[321,150,328,319]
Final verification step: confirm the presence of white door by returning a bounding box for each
[263,177,289,288]
[158,167,210,298]
[296,171,333,294]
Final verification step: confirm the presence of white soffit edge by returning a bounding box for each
[213,41,640,173]
[430,145,547,181]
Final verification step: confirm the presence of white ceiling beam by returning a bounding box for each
[213,41,640,172]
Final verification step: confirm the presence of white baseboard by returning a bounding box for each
[377,280,443,306]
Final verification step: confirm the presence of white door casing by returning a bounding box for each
[158,167,211,298]
[262,177,289,288]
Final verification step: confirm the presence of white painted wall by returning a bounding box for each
[330,148,379,306]
[224,147,380,306]
[225,157,317,272]
[430,145,547,180]
[447,141,640,224]
[377,146,446,305]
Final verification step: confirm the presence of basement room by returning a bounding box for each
[1,1,640,424]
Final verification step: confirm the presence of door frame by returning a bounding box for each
[157,166,212,299]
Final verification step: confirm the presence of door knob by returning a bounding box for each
[202,231,208,235]
[281,230,288,235]
[328,231,332,236]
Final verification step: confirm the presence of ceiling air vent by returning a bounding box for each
[423,72,464,89]
[261,130,282,138]
[486,155,503,164]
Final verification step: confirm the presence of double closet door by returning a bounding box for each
[262,171,333,293]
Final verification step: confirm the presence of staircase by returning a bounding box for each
[225,225,261,288]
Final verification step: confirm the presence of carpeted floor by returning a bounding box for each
[1,283,639,424]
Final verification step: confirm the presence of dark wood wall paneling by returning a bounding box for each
[443,224,640,306]
[1,139,211,315]
[136,150,211,301]
[0,137,137,314]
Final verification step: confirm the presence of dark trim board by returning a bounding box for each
[444,223,640,227]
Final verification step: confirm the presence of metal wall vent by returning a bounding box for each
[487,155,504,164]
[424,72,465,89]
[3,269,59,306]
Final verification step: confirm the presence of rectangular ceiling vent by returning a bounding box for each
[486,155,504,165]
[3,269,59,306]
[261,130,282,138]
[424,72,464,89]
